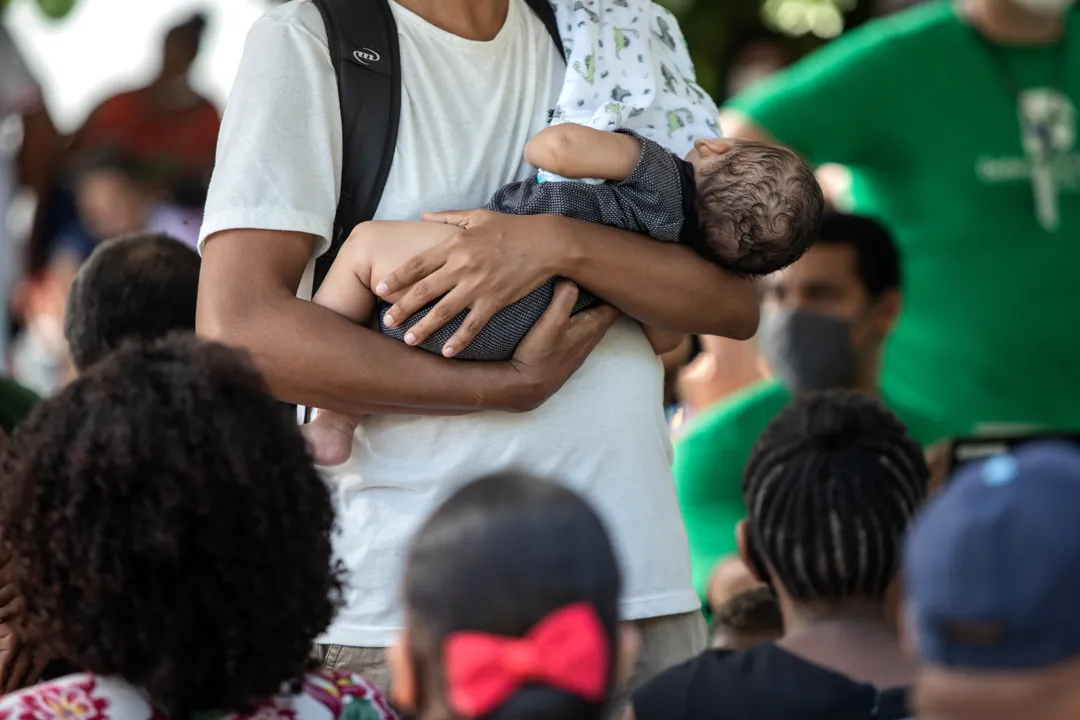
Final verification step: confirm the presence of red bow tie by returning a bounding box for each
[444,602,611,717]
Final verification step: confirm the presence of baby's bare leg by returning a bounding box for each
[304,222,460,466]
[304,225,397,466]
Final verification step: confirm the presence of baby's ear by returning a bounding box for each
[694,138,735,157]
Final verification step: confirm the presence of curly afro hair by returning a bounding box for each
[0,335,342,714]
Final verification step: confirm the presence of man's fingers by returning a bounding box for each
[398,286,472,347]
[421,211,471,228]
[382,269,456,329]
[442,302,498,358]
[375,246,449,300]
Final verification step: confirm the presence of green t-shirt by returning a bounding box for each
[727,2,1080,435]
[0,377,39,436]
[674,380,948,606]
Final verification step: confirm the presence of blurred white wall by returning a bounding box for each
[3,0,271,132]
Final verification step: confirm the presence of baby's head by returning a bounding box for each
[689,138,824,277]
[390,474,634,720]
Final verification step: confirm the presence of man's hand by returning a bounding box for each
[377,210,563,357]
[498,281,620,412]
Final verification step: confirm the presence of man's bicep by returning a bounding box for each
[198,230,316,336]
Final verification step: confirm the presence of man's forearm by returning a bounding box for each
[203,294,510,414]
[550,216,760,339]
[196,229,525,416]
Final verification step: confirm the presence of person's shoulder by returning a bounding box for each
[0,674,151,715]
[248,0,329,48]
[633,648,745,719]
[680,380,790,445]
[298,671,399,719]
[827,1,962,56]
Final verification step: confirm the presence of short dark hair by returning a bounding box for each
[404,474,621,720]
[816,212,901,298]
[710,587,783,639]
[0,336,341,715]
[742,390,929,603]
[64,233,200,370]
[695,141,823,278]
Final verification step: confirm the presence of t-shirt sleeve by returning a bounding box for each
[673,413,749,604]
[198,7,343,257]
[724,21,898,166]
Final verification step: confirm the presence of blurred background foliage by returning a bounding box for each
[660,0,877,100]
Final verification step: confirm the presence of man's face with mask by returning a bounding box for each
[757,243,900,392]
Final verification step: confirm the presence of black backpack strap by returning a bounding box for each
[523,0,565,59]
[312,0,401,294]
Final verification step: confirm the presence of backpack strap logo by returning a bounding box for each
[349,45,389,75]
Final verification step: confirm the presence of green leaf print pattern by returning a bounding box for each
[573,54,596,85]
[613,27,638,59]
[666,108,694,136]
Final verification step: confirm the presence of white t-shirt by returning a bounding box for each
[200,0,698,646]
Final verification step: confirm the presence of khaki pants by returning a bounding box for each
[316,610,705,719]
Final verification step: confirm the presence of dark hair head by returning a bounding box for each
[404,474,621,720]
[816,212,902,298]
[711,587,784,639]
[64,233,200,370]
[162,12,209,73]
[695,141,824,278]
[742,390,928,604]
[71,148,150,187]
[0,336,341,715]
[168,13,209,46]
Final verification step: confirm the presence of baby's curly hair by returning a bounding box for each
[695,140,824,277]
[0,335,342,714]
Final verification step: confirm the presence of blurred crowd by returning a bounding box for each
[1,0,1080,718]
[1,12,212,389]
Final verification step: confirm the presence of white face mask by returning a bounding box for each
[1010,0,1075,18]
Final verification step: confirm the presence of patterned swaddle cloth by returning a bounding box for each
[541,0,720,182]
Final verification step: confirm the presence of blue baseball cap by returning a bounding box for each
[904,440,1080,670]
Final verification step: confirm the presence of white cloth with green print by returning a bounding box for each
[539,0,719,183]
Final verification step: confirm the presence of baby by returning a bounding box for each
[301,0,823,466]
[302,124,823,465]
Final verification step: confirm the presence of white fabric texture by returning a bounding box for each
[200,0,699,647]
[546,0,719,162]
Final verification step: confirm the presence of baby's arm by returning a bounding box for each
[525,125,641,182]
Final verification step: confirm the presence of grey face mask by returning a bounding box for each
[757,307,861,392]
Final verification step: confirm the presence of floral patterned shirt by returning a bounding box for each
[0,671,399,720]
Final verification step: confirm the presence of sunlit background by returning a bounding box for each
[2,0,919,131]
[4,0,266,132]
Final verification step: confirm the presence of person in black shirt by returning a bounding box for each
[632,390,928,720]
